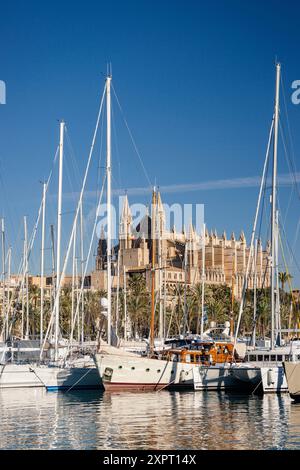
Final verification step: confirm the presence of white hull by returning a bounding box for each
[231,363,288,393]
[283,362,300,401]
[95,351,197,391]
[33,362,102,391]
[95,350,240,391]
[193,364,240,391]
[0,364,44,389]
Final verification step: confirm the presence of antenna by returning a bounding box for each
[107,62,112,78]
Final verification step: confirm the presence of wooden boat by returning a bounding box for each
[95,336,240,391]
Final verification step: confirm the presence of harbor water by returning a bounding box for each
[0,388,300,450]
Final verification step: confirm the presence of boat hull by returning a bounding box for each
[33,364,102,391]
[283,362,300,400]
[95,352,196,391]
[0,364,44,389]
[231,363,288,393]
[95,352,240,391]
[193,364,241,391]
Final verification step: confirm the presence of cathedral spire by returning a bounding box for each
[188,222,195,240]
[96,225,107,270]
[156,190,165,234]
[121,194,132,223]
[119,194,132,249]
[239,230,246,243]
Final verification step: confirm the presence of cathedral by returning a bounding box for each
[91,192,271,299]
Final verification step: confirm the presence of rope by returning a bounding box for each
[251,369,267,395]
[65,367,93,393]
[111,84,152,188]
[41,83,106,358]
[0,146,59,340]
[66,174,106,359]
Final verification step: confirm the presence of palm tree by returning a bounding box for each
[125,274,150,339]
[257,294,270,338]
[278,272,292,292]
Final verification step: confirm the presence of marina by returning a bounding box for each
[1,0,300,455]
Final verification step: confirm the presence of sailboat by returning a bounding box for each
[230,63,300,394]
[0,210,47,389]
[32,120,102,391]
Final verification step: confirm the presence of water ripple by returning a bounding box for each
[0,388,299,449]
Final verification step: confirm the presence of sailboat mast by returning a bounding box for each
[40,182,46,347]
[158,201,163,342]
[1,219,5,340]
[123,265,127,341]
[252,238,258,347]
[106,74,112,346]
[55,120,65,360]
[200,223,205,338]
[275,209,281,344]
[24,216,29,340]
[163,265,166,339]
[80,200,84,344]
[50,224,55,313]
[230,246,236,337]
[7,246,11,339]
[71,218,77,343]
[183,236,188,335]
[115,251,120,338]
[150,188,156,355]
[271,63,280,349]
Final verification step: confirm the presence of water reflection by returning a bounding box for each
[0,388,299,449]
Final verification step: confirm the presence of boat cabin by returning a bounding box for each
[161,342,235,366]
[245,351,300,364]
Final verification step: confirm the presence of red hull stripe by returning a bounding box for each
[103,381,192,391]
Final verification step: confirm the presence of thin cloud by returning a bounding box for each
[49,172,300,201]
[48,171,300,200]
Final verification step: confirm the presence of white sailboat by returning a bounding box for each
[33,119,102,391]
[0,212,46,389]
[231,63,300,393]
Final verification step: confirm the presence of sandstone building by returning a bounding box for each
[91,192,271,299]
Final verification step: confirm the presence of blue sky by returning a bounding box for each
[0,0,300,284]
